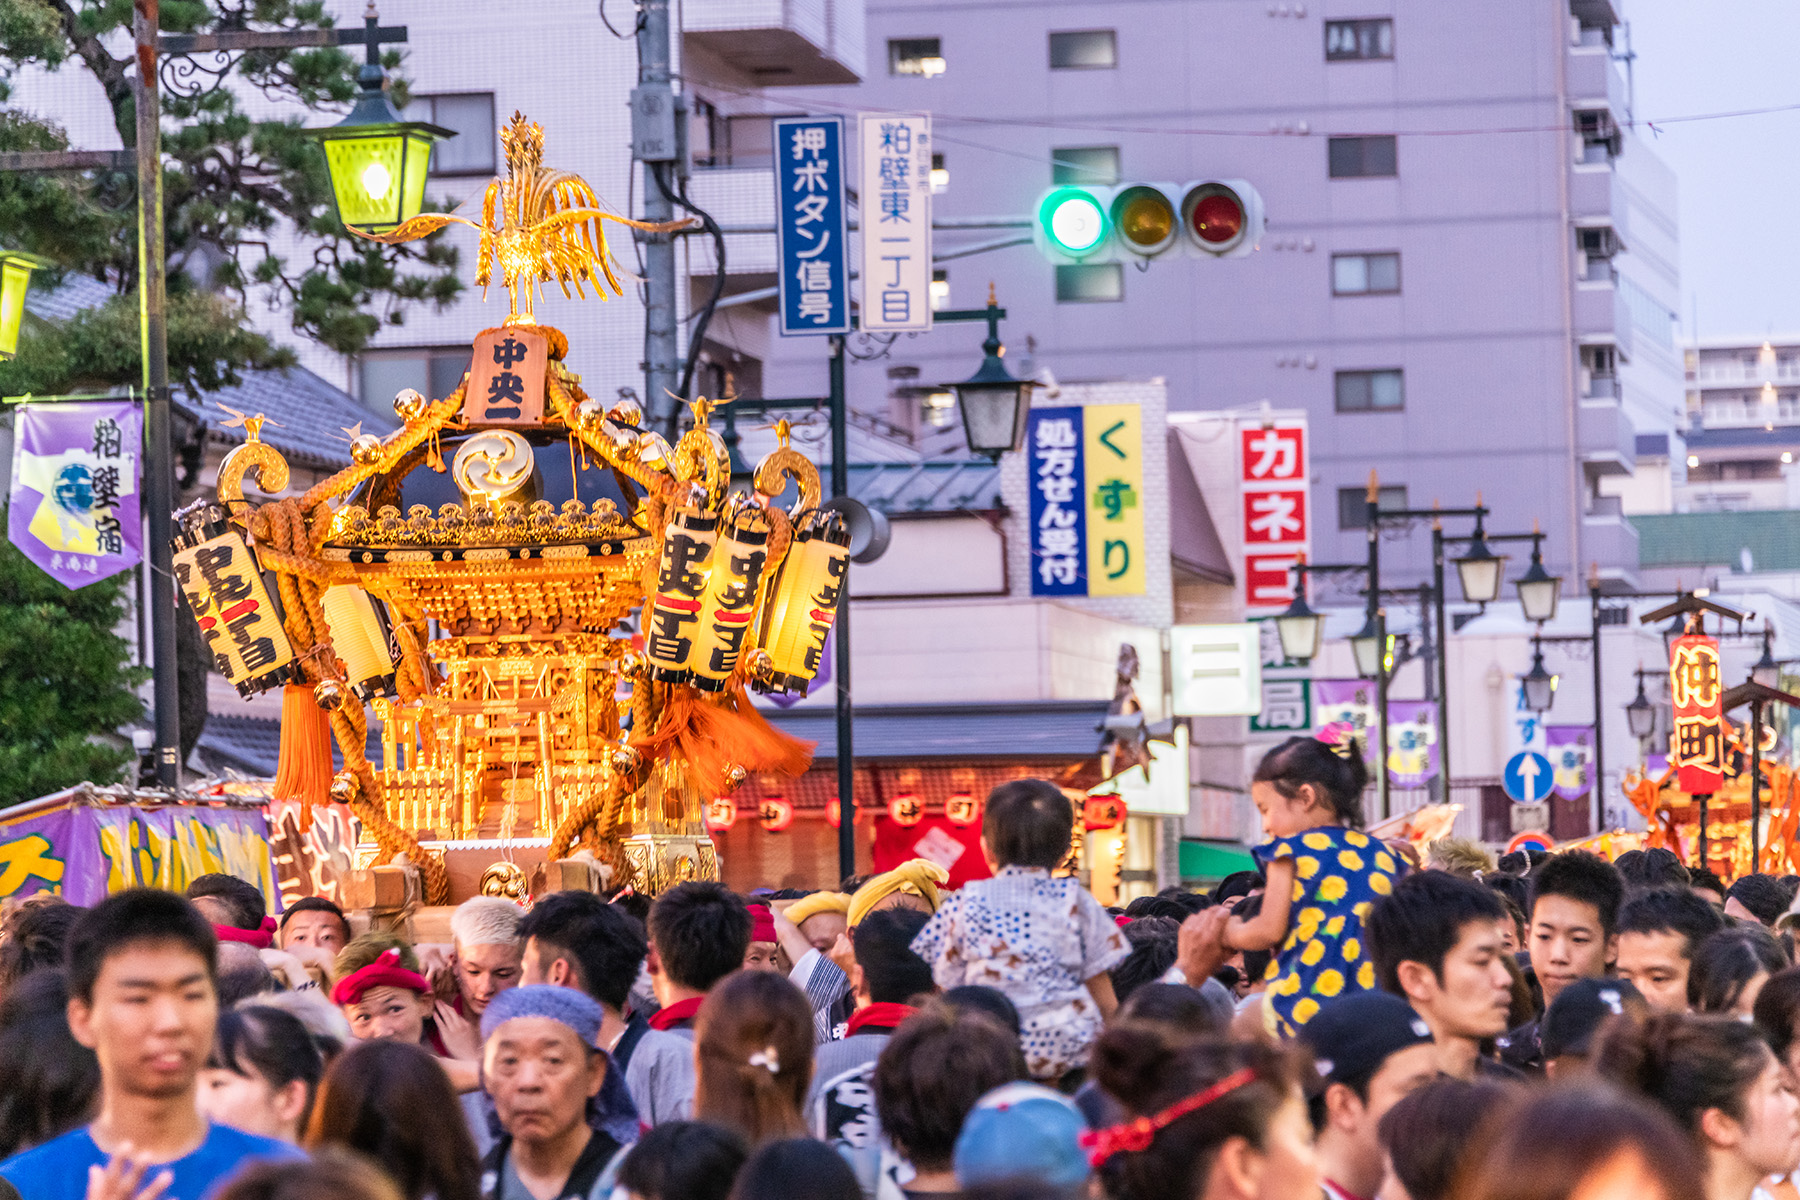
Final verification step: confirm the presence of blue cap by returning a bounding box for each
[954,1082,1089,1193]
[479,984,606,1047]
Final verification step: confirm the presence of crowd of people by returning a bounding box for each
[2,738,1800,1200]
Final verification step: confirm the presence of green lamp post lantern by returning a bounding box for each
[308,6,453,232]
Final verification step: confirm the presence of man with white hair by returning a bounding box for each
[445,896,525,1054]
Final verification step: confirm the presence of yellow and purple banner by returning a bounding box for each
[0,799,279,910]
[1026,403,1145,596]
[8,399,143,589]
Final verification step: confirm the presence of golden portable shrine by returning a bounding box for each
[172,116,842,904]
[1622,721,1800,881]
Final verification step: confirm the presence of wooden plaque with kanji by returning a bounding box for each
[465,327,548,425]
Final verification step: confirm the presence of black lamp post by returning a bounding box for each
[307,5,453,233]
[1625,671,1659,740]
[1515,533,1563,624]
[1753,625,1781,689]
[1452,513,1505,605]
[947,287,1035,459]
[1520,637,1559,714]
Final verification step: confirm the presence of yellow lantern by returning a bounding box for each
[0,250,45,359]
[689,507,772,692]
[321,585,398,700]
[643,505,719,684]
[170,503,297,696]
[754,511,851,694]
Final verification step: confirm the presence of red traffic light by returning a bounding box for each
[1182,182,1254,255]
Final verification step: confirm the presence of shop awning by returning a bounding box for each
[761,700,1110,761]
[1166,429,1234,586]
[1179,839,1257,883]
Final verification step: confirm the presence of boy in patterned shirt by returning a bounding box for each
[911,779,1129,1082]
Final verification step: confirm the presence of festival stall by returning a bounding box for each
[172,117,843,904]
[0,784,279,909]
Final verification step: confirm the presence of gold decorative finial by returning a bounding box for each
[350,113,692,325]
[218,404,279,444]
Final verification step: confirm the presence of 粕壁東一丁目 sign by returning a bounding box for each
[858,113,932,332]
[774,116,850,336]
[1026,405,1144,597]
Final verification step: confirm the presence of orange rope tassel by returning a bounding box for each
[272,684,332,832]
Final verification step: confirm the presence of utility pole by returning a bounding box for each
[631,0,681,435]
[136,0,181,787]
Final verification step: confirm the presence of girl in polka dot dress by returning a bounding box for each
[1224,726,1404,1036]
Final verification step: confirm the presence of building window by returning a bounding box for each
[1335,369,1404,412]
[359,347,471,416]
[889,38,946,76]
[1328,135,1398,178]
[1052,145,1120,185]
[1325,19,1394,60]
[1339,485,1409,529]
[1574,109,1621,164]
[400,93,496,176]
[1049,30,1117,69]
[1332,253,1400,295]
[930,152,948,192]
[1057,263,1123,303]
[930,268,949,311]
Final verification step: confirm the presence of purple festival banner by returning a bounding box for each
[8,399,143,589]
[1314,679,1378,774]
[1386,700,1440,790]
[0,800,278,909]
[1547,725,1595,801]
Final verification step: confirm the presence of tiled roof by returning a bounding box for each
[1632,510,1800,572]
[200,367,395,470]
[22,271,384,471]
[198,714,382,778]
[848,460,1002,513]
[760,700,1111,761]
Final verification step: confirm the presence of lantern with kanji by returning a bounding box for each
[759,797,795,833]
[1670,632,1726,793]
[704,797,738,833]
[754,511,852,694]
[944,793,980,827]
[1084,795,1126,831]
[642,505,720,684]
[889,795,924,826]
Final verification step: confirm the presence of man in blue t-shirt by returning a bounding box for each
[0,888,302,1200]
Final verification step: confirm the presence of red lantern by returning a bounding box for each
[704,797,737,832]
[889,794,924,826]
[944,793,979,827]
[1670,633,1725,793]
[826,799,841,829]
[759,797,795,833]
[1084,795,1126,831]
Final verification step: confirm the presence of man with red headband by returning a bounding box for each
[742,903,785,973]
[332,935,480,1092]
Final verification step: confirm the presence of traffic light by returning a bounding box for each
[1033,179,1265,263]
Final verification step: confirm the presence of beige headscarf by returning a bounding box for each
[846,859,950,927]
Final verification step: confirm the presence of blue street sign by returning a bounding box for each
[1503,750,1555,804]
[773,116,850,336]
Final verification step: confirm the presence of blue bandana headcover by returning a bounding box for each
[480,984,606,1046]
[477,985,640,1144]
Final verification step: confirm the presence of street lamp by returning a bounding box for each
[1275,590,1324,664]
[1515,535,1562,623]
[1625,674,1658,740]
[1520,639,1559,713]
[1753,626,1781,688]
[1349,612,1385,680]
[0,250,43,358]
[1452,523,1505,604]
[948,287,1035,459]
[307,7,452,232]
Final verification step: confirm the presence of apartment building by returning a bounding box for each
[723,0,1687,595]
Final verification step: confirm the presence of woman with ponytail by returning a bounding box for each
[1592,1010,1800,1200]
[1224,728,1404,1035]
[1086,1022,1315,1200]
[694,970,816,1147]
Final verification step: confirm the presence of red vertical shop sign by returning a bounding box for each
[1238,419,1310,614]
[1669,633,1725,793]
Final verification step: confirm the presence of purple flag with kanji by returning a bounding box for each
[1547,725,1595,801]
[7,400,142,589]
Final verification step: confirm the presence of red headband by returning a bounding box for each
[214,917,278,950]
[331,948,431,1007]
[749,905,777,944]
[1078,1068,1259,1166]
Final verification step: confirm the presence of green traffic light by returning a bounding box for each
[1039,188,1108,255]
